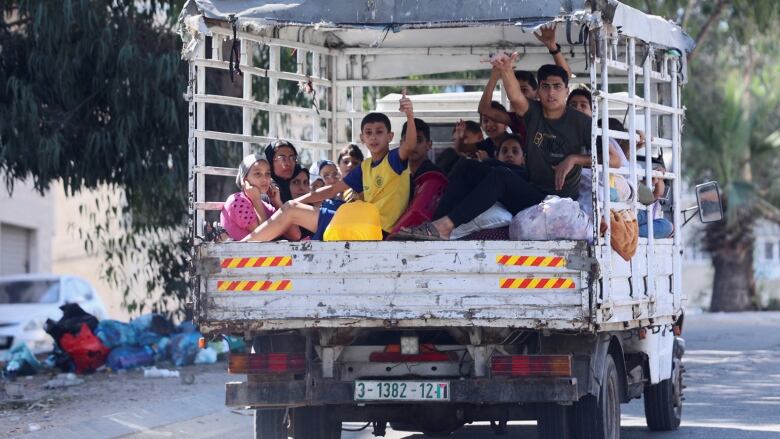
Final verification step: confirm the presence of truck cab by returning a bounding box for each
[180,1,717,437]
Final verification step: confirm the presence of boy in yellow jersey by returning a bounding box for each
[242,92,416,241]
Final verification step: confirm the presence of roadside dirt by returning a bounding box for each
[0,362,230,437]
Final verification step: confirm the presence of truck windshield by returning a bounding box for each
[0,280,60,304]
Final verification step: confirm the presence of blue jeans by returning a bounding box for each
[638,210,673,238]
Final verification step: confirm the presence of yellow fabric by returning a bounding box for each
[340,188,361,203]
[323,201,383,241]
[359,154,410,232]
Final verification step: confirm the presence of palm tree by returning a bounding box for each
[685,75,780,311]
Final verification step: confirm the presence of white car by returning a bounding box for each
[0,274,107,359]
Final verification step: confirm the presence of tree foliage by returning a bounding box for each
[625,0,780,310]
[0,0,190,316]
[0,0,321,317]
[3,0,780,314]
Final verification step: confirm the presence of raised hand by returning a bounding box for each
[534,22,558,51]
[453,119,465,142]
[490,52,519,73]
[399,87,414,117]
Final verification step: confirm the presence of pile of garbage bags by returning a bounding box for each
[3,303,242,377]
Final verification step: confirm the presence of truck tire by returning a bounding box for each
[537,403,572,439]
[643,355,682,431]
[291,406,341,439]
[572,355,620,439]
[254,409,287,439]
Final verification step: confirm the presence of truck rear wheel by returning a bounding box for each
[536,403,572,438]
[254,409,287,439]
[572,355,620,439]
[291,406,341,439]
[643,356,683,431]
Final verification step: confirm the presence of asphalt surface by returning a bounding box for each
[8,311,780,439]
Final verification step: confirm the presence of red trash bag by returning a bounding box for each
[391,171,448,234]
[60,323,110,374]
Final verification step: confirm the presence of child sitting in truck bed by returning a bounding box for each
[395,133,526,240]
[336,144,364,202]
[242,93,417,241]
[436,104,509,175]
[289,166,310,200]
[399,59,591,240]
[221,154,301,241]
[402,118,445,186]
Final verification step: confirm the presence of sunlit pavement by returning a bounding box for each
[14,312,780,439]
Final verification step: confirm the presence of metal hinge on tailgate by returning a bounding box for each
[566,255,599,273]
[193,256,221,276]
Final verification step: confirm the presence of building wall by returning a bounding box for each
[0,178,54,274]
[50,183,132,320]
[683,220,780,310]
[682,241,714,310]
[755,221,780,308]
[50,182,186,321]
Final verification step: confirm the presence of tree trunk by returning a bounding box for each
[704,202,757,312]
[709,249,755,312]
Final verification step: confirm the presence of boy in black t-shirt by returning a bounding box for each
[496,57,592,199]
[397,62,590,240]
[401,118,445,185]
[475,23,573,154]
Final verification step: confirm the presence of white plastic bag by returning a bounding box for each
[449,203,513,240]
[194,347,218,365]
[509,196,590,241]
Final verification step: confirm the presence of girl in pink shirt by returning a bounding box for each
[220,154,301,241]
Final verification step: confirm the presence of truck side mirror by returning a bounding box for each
[695,182,723,223]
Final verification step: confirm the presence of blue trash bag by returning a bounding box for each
[95,320,138,348]
[131,313,175,336]
[106,346,155,370]
[169,332,202,367]
[177,321,198,334]
[136,330,162,346]
[4,344,42,376]
[44,346,74,373]
[153,337,171,362]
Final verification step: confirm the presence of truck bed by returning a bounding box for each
[194,240,594,332]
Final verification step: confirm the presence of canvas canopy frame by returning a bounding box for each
[182,0,691,328]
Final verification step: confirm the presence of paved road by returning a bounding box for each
[10,312,780,438]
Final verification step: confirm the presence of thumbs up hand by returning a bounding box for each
[399,87,414,118]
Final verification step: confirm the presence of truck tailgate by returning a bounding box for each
[195,240,592,332]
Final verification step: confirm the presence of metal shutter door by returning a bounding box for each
[0,224,31,275]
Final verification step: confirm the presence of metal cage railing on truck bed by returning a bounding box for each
[182,0,693,333]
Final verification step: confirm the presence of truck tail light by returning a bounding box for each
[369,343,458,362]
[490,355,572,377]
[228,353,306,374]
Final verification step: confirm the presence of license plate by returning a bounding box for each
[354,381,450,401]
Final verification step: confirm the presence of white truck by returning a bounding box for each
[180,1,722,437]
